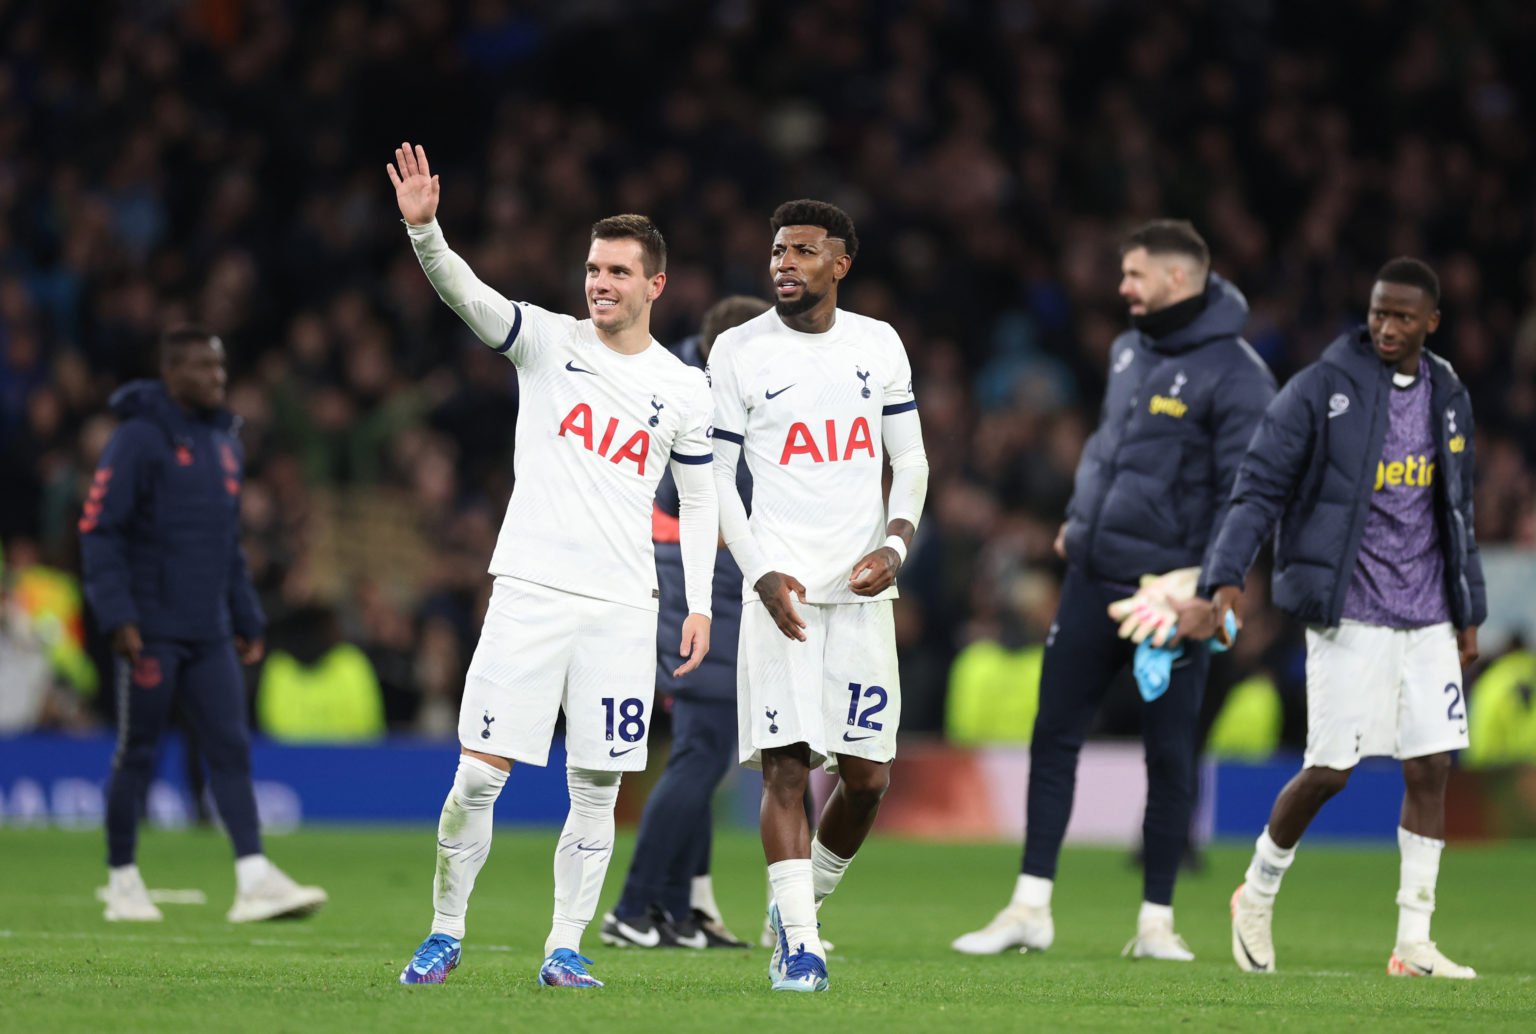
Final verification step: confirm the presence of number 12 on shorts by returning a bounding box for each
[846,682,887,731]
[602,697,646,742]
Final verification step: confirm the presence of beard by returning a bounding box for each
[775,287,825,318]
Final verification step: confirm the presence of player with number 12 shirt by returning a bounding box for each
[708,200,930,993]
[386,142,719,990]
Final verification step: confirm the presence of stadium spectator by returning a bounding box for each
[256,604,386,743]
[0,1,1533,741]
[601,295,768,952]
[1196,258,1485,978]
[80,325,327,924]
[953,220,1276,961]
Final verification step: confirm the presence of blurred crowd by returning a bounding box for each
[1,0,1534,746]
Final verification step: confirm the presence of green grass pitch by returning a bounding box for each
[1,827,1531,1032]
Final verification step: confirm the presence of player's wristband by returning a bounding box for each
[883,535,908,565]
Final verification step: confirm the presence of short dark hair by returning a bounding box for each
[770,199,859,260]
[1121,219,1210,273]
[159,324,220,368]
[1375,257,1440,305]
[590,214,667,277]
[701,295,771,350]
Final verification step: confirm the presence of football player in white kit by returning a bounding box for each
[386,143,718,990]
[708,200,930,992]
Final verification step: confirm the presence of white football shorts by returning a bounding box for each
[459,576,657,771]
[737,598,900,773]
[1303,620,1469,769]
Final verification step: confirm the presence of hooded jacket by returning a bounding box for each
[1203,329,1486,629]
[80,380,265,643]
[1062,274,1277,584]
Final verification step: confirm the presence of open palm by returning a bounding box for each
[387,141,439,225]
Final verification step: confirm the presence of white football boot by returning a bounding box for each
[951,903,1055,954]
[1388,941,1477,979]
[1123,915,1195,961]
[1230,884,1275,973]
[102,867,163,922]
[227,864,327,923]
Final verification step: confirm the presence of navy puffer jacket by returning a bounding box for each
[1203,330,1486,629]
[1063,275,1277,585]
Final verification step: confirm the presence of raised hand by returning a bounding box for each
[754,571,809,642]
[386,141,440,226]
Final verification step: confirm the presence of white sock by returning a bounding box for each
[234,854,273,895]
[1396,826,1443,946]
[810,837,852,904]
[1139,901,1174,929]
[1242,827,1296,905]
[691,875,721,923]
[544,767,621,957]
[768,858,823,958]
[1011,873,1053,909]
[109,863,144,892]
[431,755,507,939]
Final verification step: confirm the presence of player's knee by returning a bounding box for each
[1303,765,1352,799]
[839,765,890,812]
[1402,753,1451,795]
[567,766,620,818]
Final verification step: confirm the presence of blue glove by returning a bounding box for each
[1132,612,1237,702]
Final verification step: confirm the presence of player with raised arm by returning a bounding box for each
[709,200,930,993]
[385,143,718,990]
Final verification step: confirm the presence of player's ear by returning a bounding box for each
[647,271,667,303]
[1425,308,1440,335]
[833,253,852,281]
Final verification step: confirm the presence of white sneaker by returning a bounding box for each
[102,869,163,922]
[1388,941,1476,979]
[951,903,1054,954]
[1231,884,1275,972]
[227,866,327,923]
[1123,918,1194,961]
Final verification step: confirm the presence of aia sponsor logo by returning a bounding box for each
[558,403,651,475]
[779,417,875,465]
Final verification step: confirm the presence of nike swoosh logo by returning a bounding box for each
[573,841,608,854]
[1327,410,1346,419]
[1235,929,1269,972]
[565,360,598,375]
[614,920,660,947]
[673,930,707,949]
[842,731,875,742]
[609,745,640,757]
[765,384,794,399]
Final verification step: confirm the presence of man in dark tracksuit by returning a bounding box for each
[82,326,326,924]
[1195,259,1484,978]
[600,297,769,950]
[953,221,1276,960]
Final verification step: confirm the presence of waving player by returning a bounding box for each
[709,200,930,993]
[386,143,718,990]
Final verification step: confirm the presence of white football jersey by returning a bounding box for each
[708,308,916,604]
[487,302,713,611]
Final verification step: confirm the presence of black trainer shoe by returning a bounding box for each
[693,909,750,949]
[599,909,666,948]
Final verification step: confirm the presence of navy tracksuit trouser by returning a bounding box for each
[1021,566,1209,906]
[615,695,737,921]
[105,638,262,866]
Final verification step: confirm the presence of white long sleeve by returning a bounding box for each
[712,435,773,591]
[883,408,929,528]
[671,456,719,618]
[405,219,522,349]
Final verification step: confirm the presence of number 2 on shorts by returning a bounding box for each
[846,682,887,731]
